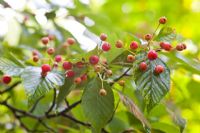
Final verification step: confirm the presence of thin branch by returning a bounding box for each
[0,81,21,94]
[0,100,82,119]
[0,101,41,119]
[46,100,81,118]
[45,88,56,115]
[29,96,44,113]
[65,98,69,107]
[62,114,109,133]
[111,67,132,85]
[62,114,90,127]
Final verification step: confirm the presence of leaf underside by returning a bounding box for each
[119,93,151,129]
[21,67,64,106]
[155,27,176,43]
[0,58,24,76]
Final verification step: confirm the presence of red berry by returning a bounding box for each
[67,37,75,45]
[159,42,165,48]
[164,44,172,51]
[32,50,39,56]
[41,37,49,45]
[80,74,87,81]
[130,41,138,50]
[47,47,55,55]
[176,43,186,51]
[144,34,152,41]
[66,70,75,78]
[2,75,12,84]
[41,64,51,73]
[115,40,123,48]
[100,33,107,41]
[160,42,172,51]
[102,42,111,51]
[48,34,55,41]
[159,16,167,24]
[182,43,187,49]
[154,65,164,74]
[89,55,99,65]
[55,55,62,62]
[139,62,147,71]
[74,77,82,84]
[127,55,135,62]
[33,55,39,62]
[63,61,73,70]
[76,61,84,68]
[147,50,158,60]
[176,44,184,51]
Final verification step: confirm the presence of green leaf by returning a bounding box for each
[81,78,114,132]
[119,93,151,129]
[21,67,65,106]
[166,102,186,133]
[0,58,24,76]
[155,27,176,43]
[56,78,75,106]
[108,117,129,133]
[151,122,180,133]
[133,53,170,112]
[56,67,87,106]
[8,52,26,67]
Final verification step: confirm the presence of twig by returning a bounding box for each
[45,88,57,115]
[62,114,109,133]
[111,67,132,85]
[0,81,21,94]
[29,96,44,113]
[62,114,90,127]
[65,98,69,107]
[46,100,81,118]
[0,100,82,119]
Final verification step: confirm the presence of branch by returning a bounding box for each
[0,81,21,94]
[46,100,81,118]
[45,88,56,115]
[0,100,81,119]
[111,67,132,85]
[62,114,109,133]
[62,114,90,127]
[0,100,41,119]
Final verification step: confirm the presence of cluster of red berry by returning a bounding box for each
[1,16,186,96]
[39,36,88,85]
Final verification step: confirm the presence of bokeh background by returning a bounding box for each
[0,0,200,132]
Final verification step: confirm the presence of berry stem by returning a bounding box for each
[126,49,136,55]
[147,23,160,49]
